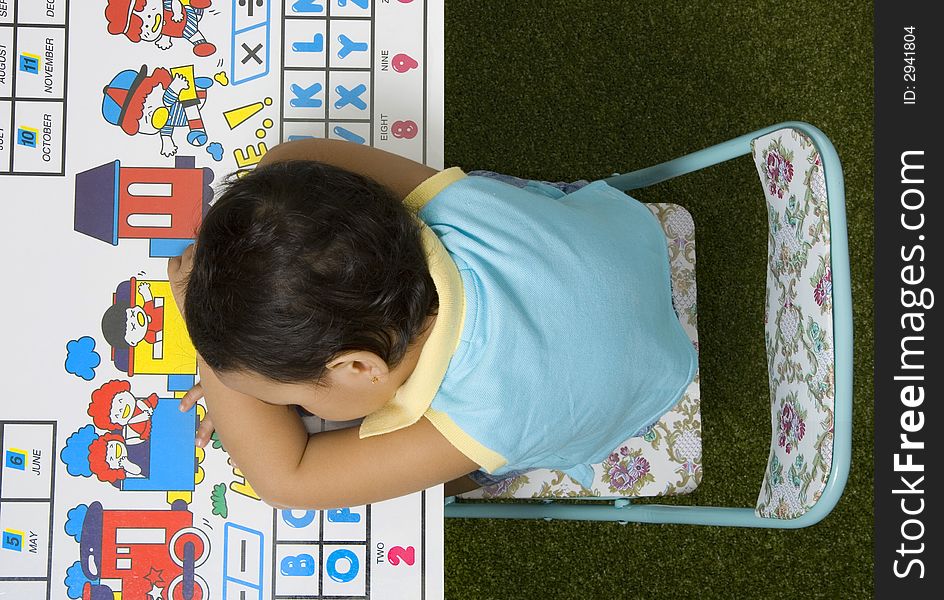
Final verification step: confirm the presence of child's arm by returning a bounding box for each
[193,359,479,509]
[258,138,438,202]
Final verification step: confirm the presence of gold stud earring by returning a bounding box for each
[370,376,379,384]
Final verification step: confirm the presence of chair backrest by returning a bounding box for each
[750,127,850,519]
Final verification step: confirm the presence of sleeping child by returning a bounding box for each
[168,139,697,508]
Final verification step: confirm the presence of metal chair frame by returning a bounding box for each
[444,122,852,528]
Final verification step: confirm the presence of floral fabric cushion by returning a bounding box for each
[460,203,702,499]
[751,128,836,519]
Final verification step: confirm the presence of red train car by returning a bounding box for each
[79,500,210,599]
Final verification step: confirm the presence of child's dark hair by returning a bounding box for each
[184,160,439,383]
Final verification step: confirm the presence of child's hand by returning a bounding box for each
[179,382,215,448]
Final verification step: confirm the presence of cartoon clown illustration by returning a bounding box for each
[104,0,216,57]
[88,380,159,445]
[88,432,147,484]
[102,64,213,157]
[101,281,164,350]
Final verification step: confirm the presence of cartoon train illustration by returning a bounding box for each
[74,156,214,258]
[78,500,210,600]
[61,395,200,493]
[101,277,197,378]
[94,398,198,492]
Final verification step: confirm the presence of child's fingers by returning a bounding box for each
[195,415,215,448]
[178,383,205,412]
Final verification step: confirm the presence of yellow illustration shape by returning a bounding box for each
[223,97,273,129]
[234,142,268,168]
[152,107,170,130]
[132,279,197,376]
[230,465,261,500]
[254,118,274,139]
[214,71,229,86]
[195,404,209,487]
[166,491,192,505]
[170,65,198,102]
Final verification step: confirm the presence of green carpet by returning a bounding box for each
[442,2,873,598]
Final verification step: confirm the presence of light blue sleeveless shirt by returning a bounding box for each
[412,173,697,487]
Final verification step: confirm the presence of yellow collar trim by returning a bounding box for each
[424,408,507,472]
[403,167,466,211]
[359,170,467,438]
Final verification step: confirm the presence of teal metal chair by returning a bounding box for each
[444,121,852,528]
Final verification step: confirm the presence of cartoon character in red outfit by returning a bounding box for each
[102,281,164,350]
[88,380,159,445]
[104,0,216,57]
[102,64,214,157]
[88,432,146,484]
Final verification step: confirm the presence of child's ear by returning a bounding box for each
[327,351,389,377]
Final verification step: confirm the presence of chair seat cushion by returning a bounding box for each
[460,202,702,499]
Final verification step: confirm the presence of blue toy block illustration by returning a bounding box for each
[290,83,324,108]
[58,399,199,492]
[17,127,38,147]
[223,522,265,600]
[327,507,361,523]
[231,0,272,85]
[337,34,368,59]
[281,553,316,577]
[119,400,197,491]
[332,126,365,145]
[167,373,197,392]
[19,53,40,74]
[292,33,325,54]
[326,548,359,583]
[281,510,317,528]
[5,448,27,471]
[335,84,367,110]
[149,239,195,259]
[2,529,24,552]
[292,0,325,13]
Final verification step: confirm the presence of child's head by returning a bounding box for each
[183,160,438,415]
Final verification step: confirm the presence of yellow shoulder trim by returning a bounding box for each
[358,224,465,438]
[403,167,466,211]
[423,409,507,473]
